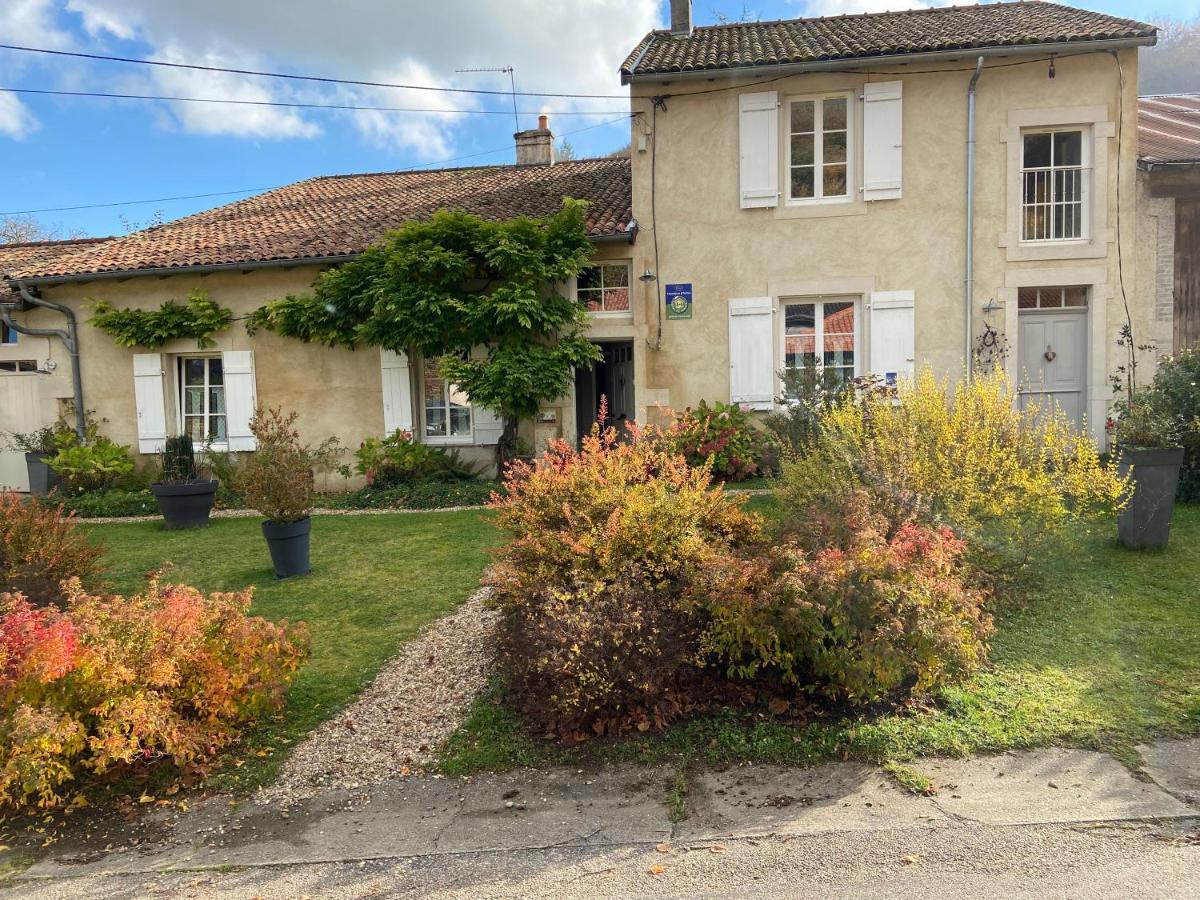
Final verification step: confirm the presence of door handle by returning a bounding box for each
[1043,345,1056,363]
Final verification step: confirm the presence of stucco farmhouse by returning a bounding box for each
[1,1,1187,490]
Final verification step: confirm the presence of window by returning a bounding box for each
[0,360,36,373]
[0,321,16,345]
[422,356,471,440]
[179,357,227,444]
[1017,286,1088,309]
[788,95,850,202]
[1021,130,1087,242]
[783,297,858,389]
[577,263,630,314]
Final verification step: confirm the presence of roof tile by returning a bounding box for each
[1138,94,1200,164]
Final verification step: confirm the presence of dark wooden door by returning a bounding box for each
[1176,198,1200,351]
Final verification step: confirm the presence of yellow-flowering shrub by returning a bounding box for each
[487,420,763,740]
[778,368,1129,568]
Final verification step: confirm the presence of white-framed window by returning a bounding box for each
[1017,285,1088,309]
[0,321,16,345]
[787,94,851,203]
[178,356,227,444]
[422,356,472,442]
[1021,129,1089,242]
[782,296,859,389]
[576,262,631,314]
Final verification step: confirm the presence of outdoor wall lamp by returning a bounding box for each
[638,267,657,283]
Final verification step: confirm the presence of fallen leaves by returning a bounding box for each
[647,864,666,876]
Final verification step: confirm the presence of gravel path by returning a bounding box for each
[256,588,499,805]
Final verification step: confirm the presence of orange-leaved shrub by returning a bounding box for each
[0,492,105,607]
[0,577,308,810]
[703,492,992,703]
[486,419,763,740]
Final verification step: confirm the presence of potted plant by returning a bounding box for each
[5,424,62,495]
[1108,390,1183,550]
[150,434,219,529]
[238,406,343,579]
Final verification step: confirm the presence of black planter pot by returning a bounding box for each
[1117,446,1184,550]
[24,452,60,496]
[262,517,312,579]
[151,479,219,529]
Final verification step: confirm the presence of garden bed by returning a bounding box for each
[438,502,1200,778]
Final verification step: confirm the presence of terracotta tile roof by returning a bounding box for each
[11,157,633,282]
[0,238,112,300]
[1138,94,1200,165]
[621,1,1155,80]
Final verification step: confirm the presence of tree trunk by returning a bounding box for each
[496,415,520,474]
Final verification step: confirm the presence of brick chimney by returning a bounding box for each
[514,114,554,166]
[670,0,692,37]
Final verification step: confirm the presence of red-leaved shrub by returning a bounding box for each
[0,578,308,810]
[487,420,763,740]
[0,492,105,607]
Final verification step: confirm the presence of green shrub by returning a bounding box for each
[659,400,777,481]
[487,423,764,739]
[327,479,498,510]
[354,430,482,485]
[703,496,992,703]
[159,434,198,483]
[0,493,105,607]
[47,439,134,495]
[46,489,158,518]
[762,361,848,458]
[1143,349,1200,501]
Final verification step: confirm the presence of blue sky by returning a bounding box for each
[1,0,1195,239]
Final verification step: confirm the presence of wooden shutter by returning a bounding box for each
[728,297,775,409]
[868,291,915,383]
[222,350,258,451]
[862,81,903,201]
[132,353,167,454]
[467,345,504,445]
[380,349,414,435]
[739,91,779,209]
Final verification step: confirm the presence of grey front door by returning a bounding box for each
[1016,310,1088,430]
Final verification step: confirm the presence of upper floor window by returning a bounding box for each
[0,321,16,345]
[577,263,630,314]
[1021,129,1087,242]
[179,356,227,444]
[783,297,858,390]
[788,94,850,203]
[422,356,471,441]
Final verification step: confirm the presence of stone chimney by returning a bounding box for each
[514,114,554,166]
[670,0,692,37]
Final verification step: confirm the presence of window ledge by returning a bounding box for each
[423,436,475,447]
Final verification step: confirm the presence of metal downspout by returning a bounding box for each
[965,56,984,379]
[1,281,86,440]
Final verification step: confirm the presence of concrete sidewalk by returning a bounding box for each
[4,740,1198,897]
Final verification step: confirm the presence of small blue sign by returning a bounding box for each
[665,283,693,320]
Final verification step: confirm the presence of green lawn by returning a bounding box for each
[440,503,1200,780]
[87,510,497,789]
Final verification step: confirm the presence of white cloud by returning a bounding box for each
[47,0,659,155]
[0,91,40,138]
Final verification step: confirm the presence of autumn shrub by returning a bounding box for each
[487,421,763,739]
[239,407,344,523]
[703,494,992,704]
[0,578,308,810]
[659,400,778,481]
[778,368,1129,569]
[0,493,105,607]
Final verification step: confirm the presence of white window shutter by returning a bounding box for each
[728,297,775,409]
[739,91,779,209]
[380,349,414,435]
[222,350,258,450]
[467,345,504,445]
[868,291,915,383]
[132,353,167,454]
[862,81,903,201]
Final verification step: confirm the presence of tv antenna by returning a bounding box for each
[455,66,518,131]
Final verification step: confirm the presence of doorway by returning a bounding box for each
[1015,286,1088,430]
[575,340,634,442]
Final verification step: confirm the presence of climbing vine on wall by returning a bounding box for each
[89,289,233,349]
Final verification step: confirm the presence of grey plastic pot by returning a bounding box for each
[262,517,312,579]
[25,452,60,496]
[1117,446,1184,550]
[151,479,219,529]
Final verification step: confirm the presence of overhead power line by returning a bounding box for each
[0,44,630,100]
[0,85,628,116]
[0,114,636,216]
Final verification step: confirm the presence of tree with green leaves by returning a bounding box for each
[247,199,602,463]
